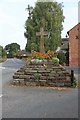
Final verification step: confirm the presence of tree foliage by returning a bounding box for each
[0,45,7,58]
[24,1,65,53]
[5,43,20,58]
[57,51,66,65]
[0,46,3,58]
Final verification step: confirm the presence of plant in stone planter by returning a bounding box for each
[33,51,50,60]
[51,58,59,63]
[31,59,43,63]
[26,57,32,65]
[27,50,59,64]
[33,73,41,80]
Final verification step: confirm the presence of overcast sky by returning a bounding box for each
[0,0,79,50]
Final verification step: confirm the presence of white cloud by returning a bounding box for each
[57,0,79,4]
[0,0,79,49]
[0,0,28,49]
[61,6,78,37]
[1,0,26,4]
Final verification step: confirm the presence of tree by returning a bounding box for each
[5,43,20,58]
[0,45,7,58]
[24,0,65,53]
[57,51,66,65]
[0,46,3,58]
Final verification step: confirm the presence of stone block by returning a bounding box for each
[25,70,37,73]
[64,83,71,87]
[49,73,59,77]
[19,75,30,79]
[57,77,66,80]
[41,73,49,76]
[38,70,50,73]
[25,68,33,71]
[12,79,20,85]
[39,80,46,82]
[39,80,47,86]
[47,82,56,87]
[51,71,56,74]
[48,76,55,80]
[17,69,24,72]
[30,76,35,80]
[48,82,65,87]
[15,72,24,75]
[13,75,19,79]
[19,79,25,85]
[47,68,53,71]
[40,76,47,80]
[52,66,60,69]
[66,76,71,81]
[24,81,29,86]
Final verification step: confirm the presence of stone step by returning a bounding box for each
[15,72,24,75]
[48,82,65,87]
[25,70,37,73]
[12,63,71,87]
[13,75,20,79]
[38,70,50,73]
[13,75,30,79]
[12,79,24,85]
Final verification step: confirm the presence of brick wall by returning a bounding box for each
[68,24,80,67]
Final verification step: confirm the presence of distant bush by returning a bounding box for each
[57,52,66,65]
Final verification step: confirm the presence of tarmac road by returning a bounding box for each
[0,58,78,118]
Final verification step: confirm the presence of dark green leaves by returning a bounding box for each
[24,1,65,52]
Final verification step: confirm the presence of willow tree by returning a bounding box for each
[24,0,65,53]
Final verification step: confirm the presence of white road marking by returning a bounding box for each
[0,67,5,69]
[0,94,2,98]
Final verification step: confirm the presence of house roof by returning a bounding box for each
[62,38,68,44]
[60,38,69,50]
[61,42,69,50]
[18,50,28,55]
[67,23,80,35]
[16,50,31,57]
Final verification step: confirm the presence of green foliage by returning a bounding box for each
[33,73,41,80]
[65,51,69,65]
[57,52,66,65]
[31,43,37,51]
[24,1,65,52]
[0,46,3,58]
[51,58,59,63]
[0,45,7,58]
[2,49,7,58]
[26,57,32,64]
[74,79,78,87]
[71,77,78,88]
[5,43,20,58]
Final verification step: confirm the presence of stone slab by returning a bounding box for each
[19,75,30,79]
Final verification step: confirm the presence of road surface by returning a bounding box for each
[0,58,78,118]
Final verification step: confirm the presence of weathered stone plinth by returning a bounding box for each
[12,61,71,87]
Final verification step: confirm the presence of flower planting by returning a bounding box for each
[27,50,59,64]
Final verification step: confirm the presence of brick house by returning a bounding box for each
[67,23,80,67]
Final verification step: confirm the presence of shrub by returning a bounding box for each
[33,73,41,80]
[71,77,78,88]
[51,58,59,63]
[57,52,66,65]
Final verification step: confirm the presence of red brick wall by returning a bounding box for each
[68,24,80,67]
[78,24,80,67]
